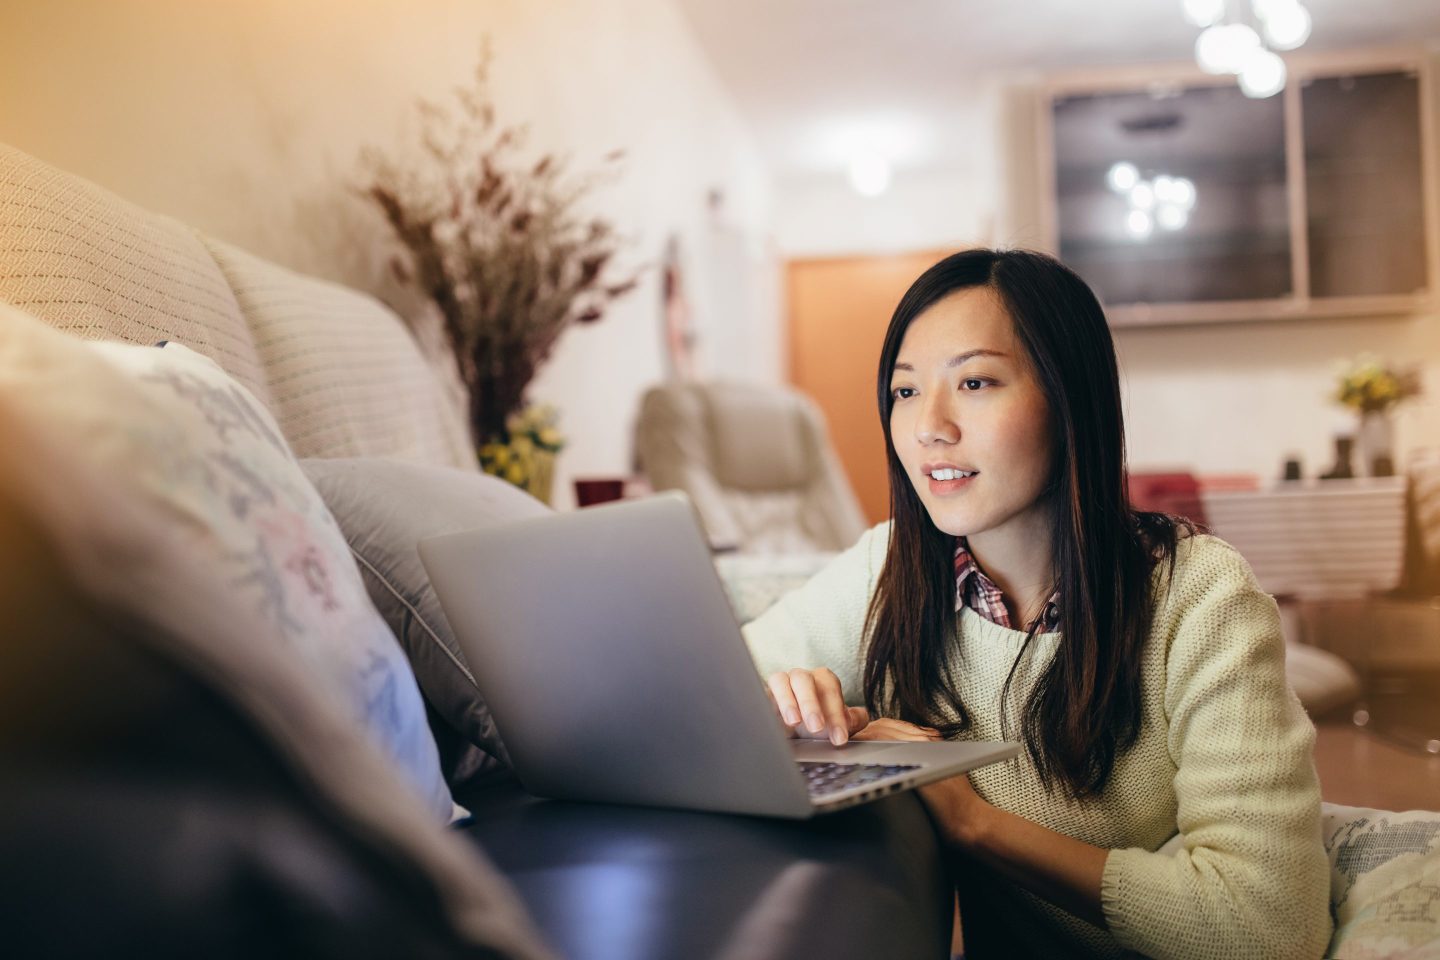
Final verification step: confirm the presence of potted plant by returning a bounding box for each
[362,48,638,502]
[1334,354,1422,477]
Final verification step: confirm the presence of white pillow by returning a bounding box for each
[0,305,453,821]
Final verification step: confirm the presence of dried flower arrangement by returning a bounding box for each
[362,47,638,496]
[1334,354,1422,414]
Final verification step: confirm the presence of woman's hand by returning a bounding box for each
[853,718,943,742]
[766,668,870,745]
[766,668,943,746]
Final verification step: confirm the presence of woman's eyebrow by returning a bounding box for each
[892,349,1008,372]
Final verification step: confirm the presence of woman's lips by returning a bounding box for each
[927,473,977,495]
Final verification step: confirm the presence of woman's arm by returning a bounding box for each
[1097,540,1331,959]
[925,539,1331,960]
[918,775,1109,927]
[740,522,890,697]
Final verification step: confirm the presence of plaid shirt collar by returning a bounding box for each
[953,540,1061,633]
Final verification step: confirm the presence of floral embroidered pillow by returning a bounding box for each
[0,308,454,821]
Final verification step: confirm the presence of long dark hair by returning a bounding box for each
[862,248,1189,799]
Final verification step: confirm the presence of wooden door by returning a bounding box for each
[787,250,953,525]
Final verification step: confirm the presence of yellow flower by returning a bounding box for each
[537,426,563,449]
[504,461,527,486]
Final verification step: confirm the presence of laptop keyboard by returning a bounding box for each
[798,760,922,798]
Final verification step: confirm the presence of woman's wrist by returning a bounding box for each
[949,794,998,852]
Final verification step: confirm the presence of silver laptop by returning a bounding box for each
[418,491,1019,818]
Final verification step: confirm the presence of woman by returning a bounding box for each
[744,249,1331,959]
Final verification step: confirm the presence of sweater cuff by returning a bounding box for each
[1100,846,1141,948]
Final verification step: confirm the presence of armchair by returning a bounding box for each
[635,380,868,554]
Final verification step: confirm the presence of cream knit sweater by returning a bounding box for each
[742,525,1332,960]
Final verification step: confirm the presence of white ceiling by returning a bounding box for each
[674,0,1440,182]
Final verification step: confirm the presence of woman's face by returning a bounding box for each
[888,285,1056,550]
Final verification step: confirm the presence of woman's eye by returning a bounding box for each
[891,386,916,400]
[961,378,988,391]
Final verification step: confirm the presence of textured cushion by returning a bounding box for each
[300,458,551,780]
[1322,802,1440,959]
[202,237,476,469]
[0,302,454,821]
[0,143,271,406]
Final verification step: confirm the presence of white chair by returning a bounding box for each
[635,380,868,555]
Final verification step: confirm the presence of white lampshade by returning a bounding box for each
[1183,0,1226,28]
[1106,161,1139,193]
[1239,49,1287,99]
[1195,23,1261,75]
[848,152,891,197]
[1261,3,1312,50]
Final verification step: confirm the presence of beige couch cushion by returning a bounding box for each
[0,144,270,406]
[202,237,476,469]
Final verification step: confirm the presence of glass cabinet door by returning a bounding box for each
[1053,83,1291,306]
[1302,70,1427,299]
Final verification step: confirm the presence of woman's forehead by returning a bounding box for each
[898,286,1016,357]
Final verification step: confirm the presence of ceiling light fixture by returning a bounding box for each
[1182,0,1310,98]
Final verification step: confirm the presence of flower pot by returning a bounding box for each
[1356,411,1395,477]
[524,448,556,504]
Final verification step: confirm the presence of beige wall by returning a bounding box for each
[0,0,778,507]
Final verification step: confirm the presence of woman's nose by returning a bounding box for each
[915,394,959,445]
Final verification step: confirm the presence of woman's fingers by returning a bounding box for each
[768,668,854,743]
[785,668,826,735]
[844,705,871,734]
[809,668,850,745]
[852,719,944,742]
[766,671,802,727]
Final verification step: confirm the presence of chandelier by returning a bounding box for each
[1182,0,1312,99]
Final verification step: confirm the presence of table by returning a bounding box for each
[457,778,952,960]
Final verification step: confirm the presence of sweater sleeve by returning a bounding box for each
[740,522,889,705]
[1099,537,1332,960]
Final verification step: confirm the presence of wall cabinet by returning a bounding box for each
[1040,52,1438,326]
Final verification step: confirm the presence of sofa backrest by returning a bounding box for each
[0,143,476,471]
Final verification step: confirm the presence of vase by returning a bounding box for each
[1356,411,1395,477]
[525,448,556,504]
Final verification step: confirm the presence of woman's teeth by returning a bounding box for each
[929,469,976,481]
